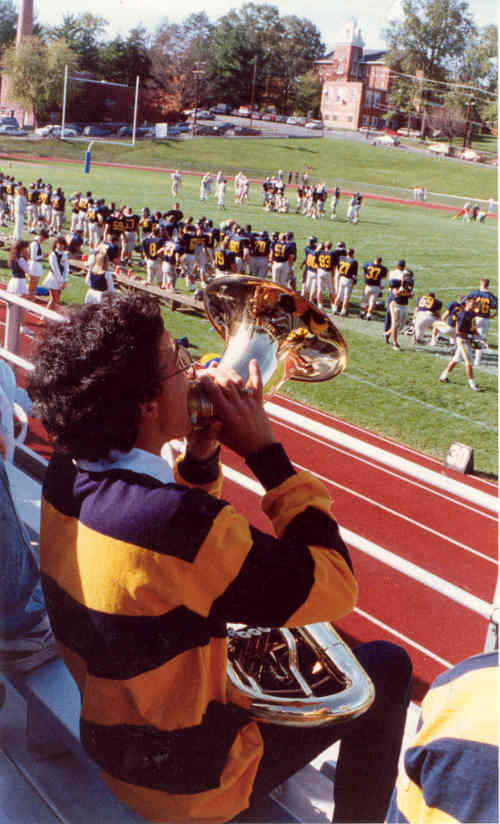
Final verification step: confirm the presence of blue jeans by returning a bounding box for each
[235,641,413,823]
[0,458,46,638]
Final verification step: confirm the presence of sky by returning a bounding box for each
[33,0,498,51]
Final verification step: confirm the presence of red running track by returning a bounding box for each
[219,394,498,702]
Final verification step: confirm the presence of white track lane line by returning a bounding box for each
[266,402,498,513]
[278,396,499,489]
[272,418,498,524]
[353,608,452,669]
[292,459,497,566]
[222,465,495,622]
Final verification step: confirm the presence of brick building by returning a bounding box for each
[316,20,399,132]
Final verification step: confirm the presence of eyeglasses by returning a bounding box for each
[162,344,194,380]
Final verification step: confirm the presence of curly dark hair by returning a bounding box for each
[28,293,165,460]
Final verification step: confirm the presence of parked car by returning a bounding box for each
[396,127,421,137]
[458,148,484,163]
[305,120,323,130]
[274,114,287,123]
[117,125,153,137]
[0,125,28,136]
[261,113,275,121]
[83,125,112,137]
[189,109,215,120]
[34,124,55,136]
[52,126,78,137]
[227,125,260,136]
[427,142,452,156]
[64,123,83,134]
[0,116,20,129]
[237,106,251,116]
[216,121,236,132]
[373,134,400,146]
[211,103,231,114]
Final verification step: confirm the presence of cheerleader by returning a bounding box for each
[7,240,30,296]
[13,185,28,241]
[28,228,49,299]
[42,236,68,313]
[84,248,114,305]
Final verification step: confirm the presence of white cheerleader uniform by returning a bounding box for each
[29,237,44,279]
[43,250,69,291]
[7,257,30,296]
[84,268,114,304]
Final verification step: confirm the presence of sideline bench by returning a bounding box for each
[114,272,205,315]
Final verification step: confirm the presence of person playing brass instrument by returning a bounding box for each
[29,292,412,823]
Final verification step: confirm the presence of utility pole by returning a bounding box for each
[249,58,257,129]
[191,62,205,137]
[462,96,475,149]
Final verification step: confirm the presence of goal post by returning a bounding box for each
[60,66,140,148]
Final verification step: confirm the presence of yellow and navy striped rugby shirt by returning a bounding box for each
[388,651,498,823]
[40,442,357,822]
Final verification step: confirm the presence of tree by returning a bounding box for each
[147,13,212,117]
[453,24,498,131]
[0,0,18,52]
[383,0,476,78]
[2,36,79,123]
[100,26,152,85]
[293,70,322,118]
[203,4,325,113]
[46,13,108,75]
[383,0,476,135]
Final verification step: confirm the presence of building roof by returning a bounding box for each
[361,49,387,63]
[315,47,387,66]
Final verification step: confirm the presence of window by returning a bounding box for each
[337,60,345,74]
[362,115,369,126]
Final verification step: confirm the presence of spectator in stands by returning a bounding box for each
[0,361,57,672]
[29,292,412,824]
[387,650,498,823]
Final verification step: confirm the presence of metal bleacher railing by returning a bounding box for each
[1,289,498,653]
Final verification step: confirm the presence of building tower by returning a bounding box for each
[0,0,35,124]
[16,0,34,46]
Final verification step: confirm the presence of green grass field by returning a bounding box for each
[0,137,497,476]
[1,133,497,198]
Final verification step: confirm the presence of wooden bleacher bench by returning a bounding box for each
[67,256,88,274]
[4,460,300,823]
[114,272,205,315]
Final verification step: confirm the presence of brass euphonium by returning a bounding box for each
[188,276,375,726]
[187,276,348,427]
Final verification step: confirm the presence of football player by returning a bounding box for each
[313,241,336,310]
[333,248,358,316]
[300,236,318,299]
[463,278,497,366]
[412,292,442,344]
[439,297,483,391]
[385,265,414,351]
[360,257,387,320]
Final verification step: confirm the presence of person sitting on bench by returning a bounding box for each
[28,293,412,824]
[0,427,57,672]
